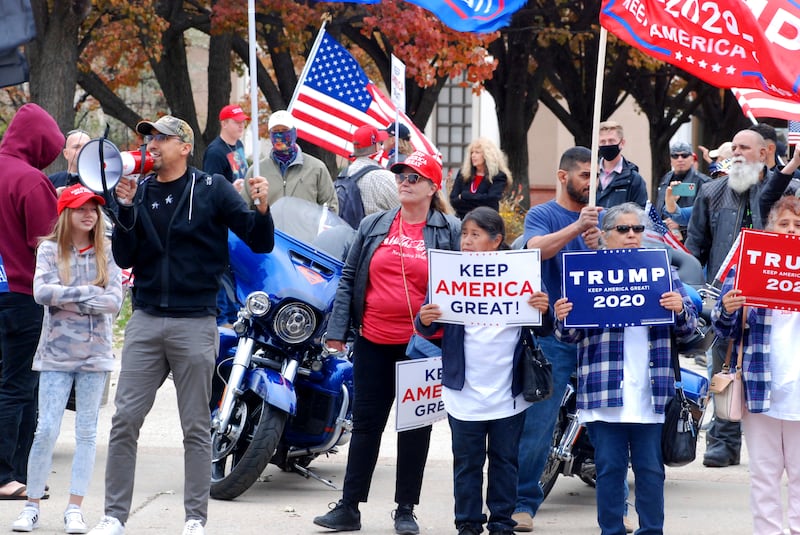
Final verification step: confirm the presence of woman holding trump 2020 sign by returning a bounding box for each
[554,202,698,535]
[313,151,460,535]
[713,193,800,535]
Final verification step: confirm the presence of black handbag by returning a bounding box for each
[521,329,553,403]
[661,339,702,467]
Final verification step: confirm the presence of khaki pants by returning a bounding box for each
[103,310,217,525]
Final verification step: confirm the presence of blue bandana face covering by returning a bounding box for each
[270,128,298,172]
[270,129,297,154]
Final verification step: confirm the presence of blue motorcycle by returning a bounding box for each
[209,198,355,500]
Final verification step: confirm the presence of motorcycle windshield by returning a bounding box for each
[228,198,351,312]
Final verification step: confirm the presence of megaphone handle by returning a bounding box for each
[138,144,147,175]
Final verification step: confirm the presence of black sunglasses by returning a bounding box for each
[612,225,645,233]
[395,173,426,185]
[670,152,691,159]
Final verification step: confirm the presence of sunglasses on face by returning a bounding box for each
[144,134,181,143]
[395,173,426,185]
[612,225,646,234]
[670,152,691,159]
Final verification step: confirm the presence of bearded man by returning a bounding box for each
[686,129,800,469]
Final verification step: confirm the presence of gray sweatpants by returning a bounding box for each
[103,310,217,525]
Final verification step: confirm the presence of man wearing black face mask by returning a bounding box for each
[596,121,648,209]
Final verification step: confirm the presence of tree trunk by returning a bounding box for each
[485,28,544,209]
[26,0,91,172]
[204,33,233,146]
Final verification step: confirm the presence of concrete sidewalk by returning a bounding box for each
[0,357,762,534]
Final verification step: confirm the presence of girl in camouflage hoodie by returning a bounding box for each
[12,185,122,534]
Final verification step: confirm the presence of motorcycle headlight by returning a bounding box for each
[245,291,271,317]
[273,302,317,344]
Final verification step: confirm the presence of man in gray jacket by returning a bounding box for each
[686,129,800,468]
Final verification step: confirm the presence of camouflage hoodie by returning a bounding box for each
[32,240,123,372]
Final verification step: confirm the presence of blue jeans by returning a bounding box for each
[26,371,108,499]
[586,422,665,535]
[449,411,525,533]
[0,292,42,485]
[515,335,577,516]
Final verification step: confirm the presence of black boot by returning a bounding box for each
[313,500,361,531]
[392,504,419,535]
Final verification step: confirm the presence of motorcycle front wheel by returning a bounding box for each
[539,410,565,500]
[210,394,288,500]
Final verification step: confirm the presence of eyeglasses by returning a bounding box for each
[395,173,425,185]
[670,152,692,159]
[144,134,181,143]
[612,225,646,234]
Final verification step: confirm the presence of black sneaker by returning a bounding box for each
[457,524,482,535]
[392,504,419,535]
[313,500,361,531]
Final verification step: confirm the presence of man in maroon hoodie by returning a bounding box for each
[0,103,64,499]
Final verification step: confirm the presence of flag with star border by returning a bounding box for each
[600,0,800,102]
[288,30,438,164]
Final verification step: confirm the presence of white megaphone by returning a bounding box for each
[76,138,154,194]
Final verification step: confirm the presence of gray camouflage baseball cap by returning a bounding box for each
[136,115,194,151]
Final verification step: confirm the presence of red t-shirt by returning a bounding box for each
[361,214,428,344]
[470,174,484,193]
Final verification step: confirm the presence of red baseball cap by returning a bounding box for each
[58,184,105,215]
[219,104,250,122]
[353,125,389,149]
[390,151,442,189]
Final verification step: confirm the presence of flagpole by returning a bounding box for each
[288,21,328,113]
[248,0,261,191]
[589,27,608,208]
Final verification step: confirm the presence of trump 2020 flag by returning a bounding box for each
[404,0,525,33]
[318,0,524,33]
[600,0,800,102]
[288,30,438,163]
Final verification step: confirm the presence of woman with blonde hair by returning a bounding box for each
[11,185,122,533]
[450,138,510,219]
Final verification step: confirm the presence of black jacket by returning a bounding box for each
[112,167,274,313]
[596,158,648,209]
[327,207,461,341]
[449,170,508,219]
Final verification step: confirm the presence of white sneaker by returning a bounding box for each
[182,519,204,535]
[64,508,89,534]
[87,516,124,535]
[12,505,39,532]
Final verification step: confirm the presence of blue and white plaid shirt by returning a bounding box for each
[556,268,698,415]
[711,269,772,413]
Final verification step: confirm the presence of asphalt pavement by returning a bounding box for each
[0,356,770,534]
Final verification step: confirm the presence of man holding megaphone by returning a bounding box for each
[87,115,274,535]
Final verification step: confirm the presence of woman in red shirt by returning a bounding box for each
[314,151,461,534]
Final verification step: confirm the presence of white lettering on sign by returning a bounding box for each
[745,249,800,269]
[568,267,667,286]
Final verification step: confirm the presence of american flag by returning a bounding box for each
[644,202,691,254]
[288,30,437,163]
[732,88,800,123]
[789,120,800,146]
[714,234,741,284]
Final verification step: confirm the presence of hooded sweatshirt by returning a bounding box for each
[0,103,64,295]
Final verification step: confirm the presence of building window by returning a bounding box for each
[435,76,471,173]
